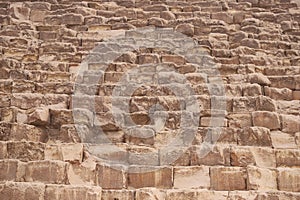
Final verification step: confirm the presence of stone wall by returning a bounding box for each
[0,0,300,199]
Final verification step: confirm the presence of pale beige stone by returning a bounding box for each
[174,166,210,189]
[247,166,277,190]
[252,111,280,130]
[270,131,297,149]
[278,168,300,192]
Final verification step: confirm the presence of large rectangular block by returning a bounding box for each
[10,123,47,142]
[45,185,101,200]
[128,166,172,189]
[230,147,255,167]
[0,182,45,200]
[276,149,300,167]
[20,160,68,184]
[278,168,300,192]
[252,111,280,130]
[247,166,277,190]
[281,114,300,133]
[210,167,247,191]
[238,127,272,146]
[7,141,45,162]
[0,141,7,159]
[102,189,135,200]
[191,145,230,166]
[166,189,228,200]
[173,166,210,189]
[97,164,127,189]
[0,160,18,181]
[270,131,297,149]
[249,147,276,168]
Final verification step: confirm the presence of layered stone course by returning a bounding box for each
[0,0,300,199]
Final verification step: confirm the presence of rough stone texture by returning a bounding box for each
[277,168,300,192]
[210,167,247,191]
[0,0,299,198]
[247,166,277,190]
[173,166,210,189]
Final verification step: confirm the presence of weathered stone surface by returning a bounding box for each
[281,114,300,133]
[250,147,276,168]
[128,166,172,189]
[248,73,271,86]
[102,189,135,200]
[0,141,7,159]
[270,131,297,149]
[7,142,45,162]
[247,166,277,190]
[173,166,210,189]
[166,189,228,200]
[277,168,300,192]
[252,111,280,130]
[27,107,50,126]
[10,123,47,142]
[45,185,101,200]
[238,127,272,146]
[97,164,126,189]
[19,160,68,184]
[0,160,18,181]
[0,182,45,200]
[210,167,247,191]
[191,145,230,166]
[135,188,166,200]
[45,143,83,162]
[276,149,300,167]
[230,147,255,167]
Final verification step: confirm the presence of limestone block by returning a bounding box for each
[232,97,257,112]
[102,189,135,200]
[27,107,49,126]
[191,145,230,166]
[238,127,272,146]
[211,167,247,191]
[166,189,228,200]
[175,24,194,37]
[97,164,127,189]
[228,113,252,128]
[0,160,18,181]
[281,114,300,133]
[212,12,233,24]
[248,73,271,86]
[7,141,45,162]
[270,131,297,149]
[173,166,210,189]
[243,83,262,96]
[20,160,68,184]
[276,149,300,167]
[0,182,45,200]
[67,156,97,186]
[250,147,276,168]
[143,5,168,12]
[256,95,276,112]
[230,147,255,167]
[45,185,101,200]
[10,123,47,142]
[135,188,166,200]
[0,122,11,141]
[247,166,277,190]
[137,54,160,65]
[265,86,293,100]
[252,111,280,130]
[0,141,7,159]
[128,166,172,189]
[228,191,258,200]
[278,168,300,192]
